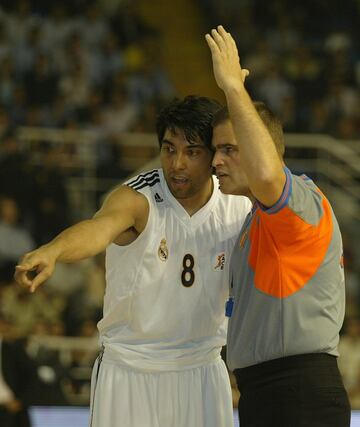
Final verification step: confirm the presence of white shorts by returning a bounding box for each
[89,355,234,427]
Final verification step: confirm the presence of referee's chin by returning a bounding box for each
[219,183,250,197]
[218,180,236,195]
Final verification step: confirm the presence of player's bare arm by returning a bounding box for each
[206,25,286,207]
[14,186,149,292]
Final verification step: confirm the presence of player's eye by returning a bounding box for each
[162,145,175,153]
[188,149,199,157]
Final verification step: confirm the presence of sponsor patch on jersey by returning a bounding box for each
[154,192,163,203]
[214,252,225,270]
[158,238,168,261]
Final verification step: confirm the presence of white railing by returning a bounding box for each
[17,127,159,219]
[285,134,360,226]
[17,127,359,226]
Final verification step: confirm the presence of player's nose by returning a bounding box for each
[212,151,224,168]
[173,152,186,170]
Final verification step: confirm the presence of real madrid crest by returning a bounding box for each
[158,238,168,261]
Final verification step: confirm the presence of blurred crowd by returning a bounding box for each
[0,0,175,333]
[0,0,176,416]
[200,0,360,139]
[0,0,175,132]
[0,0,360,416]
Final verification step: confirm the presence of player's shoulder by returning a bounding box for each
[218,191,252,210]
[214,191,252,222]
[125,169,161,193]
[100,183,148,211]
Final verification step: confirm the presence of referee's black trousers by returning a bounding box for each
[234,353,351,427]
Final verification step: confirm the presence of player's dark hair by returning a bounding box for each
[212,101,285,157]
[156,95,222,150]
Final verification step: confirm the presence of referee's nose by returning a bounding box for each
[212,150,224,169]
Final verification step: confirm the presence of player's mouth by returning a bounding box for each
[171,175,189,187]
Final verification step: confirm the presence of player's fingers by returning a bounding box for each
[30,268,51,293]
[14,267,33,288]
[15,261,34,271]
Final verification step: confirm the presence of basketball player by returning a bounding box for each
[206,26,350,426]
[14,96,251,427]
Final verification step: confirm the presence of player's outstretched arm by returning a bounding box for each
[14,186,149,293]
[206,25,285,207]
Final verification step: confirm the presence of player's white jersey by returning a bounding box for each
[98,169,251,371]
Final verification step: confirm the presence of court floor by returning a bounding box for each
[29,406,360,427]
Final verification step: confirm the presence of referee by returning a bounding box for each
[207,25,351,427]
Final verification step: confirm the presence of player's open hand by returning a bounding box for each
[14,246,57,293]
[205,25,249,92]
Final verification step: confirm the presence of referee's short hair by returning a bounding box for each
[212,101,285,158]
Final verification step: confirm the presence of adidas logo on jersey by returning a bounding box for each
[154,193,163,203]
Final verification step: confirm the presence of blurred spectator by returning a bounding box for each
[8,85,27,125]
[12,24,46,75]
[1,282,65,336]
[101,87,138,134]
[0,24,11,64]
[343,233,360,316]
[58,61,92,110]
[77,3,109,49]
[41,4,76,51]
[284,45,323,105]
[255,63,295,115]
[324,32,354,83]
[131,101,158,133]
[0,196,35,283]
[83,254,105,321]
[23,53,59,107]
[0,58,16,106]
[325,79,359,120]
[306,100,332,134]
[0,107,12,138]
[339,316,360,407]
[125,33,175,108]
[266,14,300,55]
[31,143,70,245]
[95,31,125,84]
[109,1,154,48]
[2,0,39,46]
[277,94,299,132]
[0,130,35,225]
[61,318,98,402]
[198,0,360,139]
[0,315,37,427]
[243,38,274,84]
[335,116,360,140]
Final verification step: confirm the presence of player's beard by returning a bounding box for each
[167,178,195,199]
